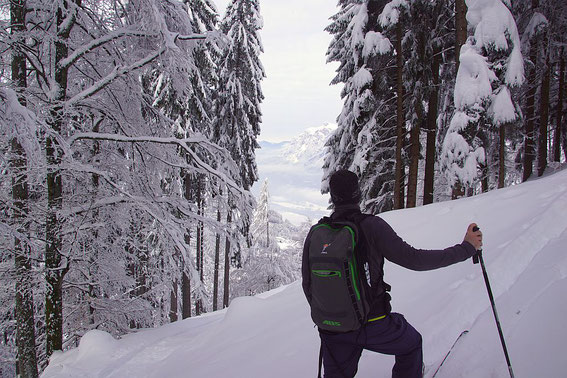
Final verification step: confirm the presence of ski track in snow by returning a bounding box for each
[42,168,567,378]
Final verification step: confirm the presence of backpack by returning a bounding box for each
[305,215,370,333]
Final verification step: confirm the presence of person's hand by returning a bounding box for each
[464,223,483,250]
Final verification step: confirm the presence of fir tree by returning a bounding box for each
[323,0,397,214]
[441,0,524,196]
[214,0,265,191]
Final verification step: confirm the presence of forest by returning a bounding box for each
[1,0,566,377]
[323,0,567,213]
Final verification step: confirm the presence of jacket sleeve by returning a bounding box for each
[301,229,312,304]
[362,216,477,271]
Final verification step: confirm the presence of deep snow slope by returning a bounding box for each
[42,168,567,378]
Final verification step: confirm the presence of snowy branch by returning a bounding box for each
[65,47,166,106]
[67,132,245,195]
[58,29,158,70]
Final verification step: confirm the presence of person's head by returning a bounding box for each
[329,169,361,206]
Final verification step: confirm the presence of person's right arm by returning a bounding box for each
[362,217,478,271]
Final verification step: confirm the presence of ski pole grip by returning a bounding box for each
[472,226,481,264]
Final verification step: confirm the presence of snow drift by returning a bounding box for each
[43,168,567,378]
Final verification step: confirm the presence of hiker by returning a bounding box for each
[301,169,482,378]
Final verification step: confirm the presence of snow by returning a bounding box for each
[350,3,368,51]
[352,66,373,91]
[489,86,516,125]
[379,0,409,27]
[454,43,496,110]
[362,31,392,57]
[466,0,525,87]
[523,12,549,41]
[42,167,567,377]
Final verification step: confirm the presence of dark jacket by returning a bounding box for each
[302,204,477,321]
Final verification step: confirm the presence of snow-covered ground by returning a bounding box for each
[42,167,567,378]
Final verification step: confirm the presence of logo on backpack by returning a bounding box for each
[321,243,330,254]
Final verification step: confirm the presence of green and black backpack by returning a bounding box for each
[306,216,370,333]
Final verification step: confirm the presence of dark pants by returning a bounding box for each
[319,313,423,378]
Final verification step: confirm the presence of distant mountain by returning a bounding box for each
[281,123,337,167]
[253,123,336,225]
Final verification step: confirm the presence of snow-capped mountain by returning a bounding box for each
[281,123,337,166]
[252,123,337,225]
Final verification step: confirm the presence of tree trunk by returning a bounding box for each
[538,51,551,177]
[452,0,468,199]
[554,50,564,162]
[11,3,39,374]
[88,119,102,326]
[456,0,469,197]
[45,0,79,357]
[406,120,421,208]
[498,124,506,188]
[394,21,405,209]
[223,209,232,309]
[212,205,221,311]
[169,280,178,322]
[523,0,539,181]
[266,220,270,247]
[195,190,203,316]
[182,174,192,319]
[423,47,440,205]
[182,271,191,319]
[455,0,468,70]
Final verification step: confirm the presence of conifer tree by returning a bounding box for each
[251,179,270,247]
[441,0,524,196]
[323,0,397,214]
[214,0,265,307]
[215,0,264,191]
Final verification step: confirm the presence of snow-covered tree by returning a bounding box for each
[214,0,265,191]
[251,179,270,247]
[441,0,524,196]
[513,0,567,179]
[0,0,251,372]
[232,210,301,297]
[323,0,397,214]
[213,0,264,308]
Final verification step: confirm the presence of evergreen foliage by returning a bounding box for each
[323,0,565,210]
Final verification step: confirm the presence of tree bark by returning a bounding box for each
[498,124,506,188]
[182,173,192,319]
[406,120,421,208]
[213,204,221,311]
[11,2,39,375]
[45,0,79,357]
[195,185,203,316]
[423,47,440,205]
[452,0,467,199]
[223,209,232,309]
[554,50,564,162]
[538,51,551,177]
[394,21,405,209]
[182,271,191,319]
[455,0,468,70]
[169,280,178,322]
[266,220,270,247]
[523,0,539,181]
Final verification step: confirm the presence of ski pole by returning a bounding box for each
[472,227,515,378]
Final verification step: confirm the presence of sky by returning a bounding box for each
[214,0,344,142]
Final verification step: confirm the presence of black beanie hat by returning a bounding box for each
[329,169,361,205]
